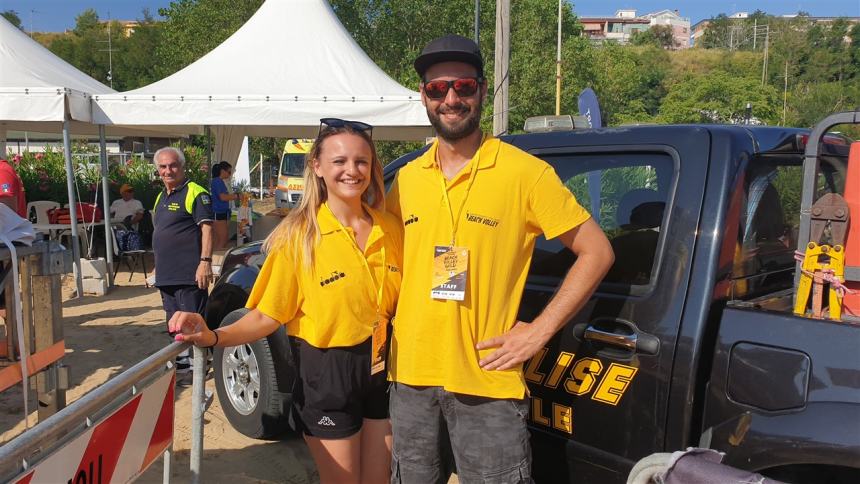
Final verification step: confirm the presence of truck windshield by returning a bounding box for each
[280,153,305,177]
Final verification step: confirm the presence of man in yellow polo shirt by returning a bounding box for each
[386,35,615,483]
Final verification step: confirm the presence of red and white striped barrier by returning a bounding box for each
[11,370,175,484]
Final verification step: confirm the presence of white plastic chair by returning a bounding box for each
[26,201,60,224]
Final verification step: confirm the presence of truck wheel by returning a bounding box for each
[213,308,292,439]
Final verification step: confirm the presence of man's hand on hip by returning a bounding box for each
[476,321,551,371]
[196,261,212,290]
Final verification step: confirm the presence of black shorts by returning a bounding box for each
[289,336,389,439]
[214,211,231,221]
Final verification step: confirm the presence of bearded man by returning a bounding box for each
[385,34,615,484]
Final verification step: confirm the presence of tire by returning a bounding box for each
[213,308,294,439]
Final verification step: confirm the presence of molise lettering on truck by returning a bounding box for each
[525,348,638,434]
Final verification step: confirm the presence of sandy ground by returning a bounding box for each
[0,203,322,483]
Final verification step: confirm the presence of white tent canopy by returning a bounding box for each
[0,16,109,125]
[0,16,196,141]
[93,0,432,164]
[0,16,187,296]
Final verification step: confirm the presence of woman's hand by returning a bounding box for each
[168,311,216,347]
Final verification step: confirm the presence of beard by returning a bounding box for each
[427,96,483,142]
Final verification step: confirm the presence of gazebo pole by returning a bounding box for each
[99,125,114,287]
[205,125,212,168]
[0,127,7,158]
[62,118,84,298]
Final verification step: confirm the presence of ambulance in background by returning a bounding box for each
[275,139,313,208]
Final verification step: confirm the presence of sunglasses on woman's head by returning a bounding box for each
[422,77,483,100]
[319,118,374,137]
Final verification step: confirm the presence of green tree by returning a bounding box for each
[583,43,669,125]
[155,0,264,77]
[658,71,781,124]
[330,0,583,134]
[700,14,732,49]
[2,10,22,29]
[112,10,164,90]
[631,25,675,49]
[72,8,100,36]
[44,9,111,85]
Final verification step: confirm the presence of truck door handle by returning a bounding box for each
[584,326,637,350]
[574,319,660,355]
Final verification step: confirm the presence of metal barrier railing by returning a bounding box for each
[0,341,208,483]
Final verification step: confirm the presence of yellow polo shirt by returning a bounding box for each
[246,203,403,349]
[386,136,590,399]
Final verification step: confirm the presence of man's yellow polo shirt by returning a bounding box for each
[246,203,403,349]
[386,136,590,399]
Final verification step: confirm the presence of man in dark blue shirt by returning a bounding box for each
[152,147,214,379]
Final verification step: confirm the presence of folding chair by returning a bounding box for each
[111,225,149,282]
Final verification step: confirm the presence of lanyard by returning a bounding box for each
[325,203,386,316]
[436,136,484,246]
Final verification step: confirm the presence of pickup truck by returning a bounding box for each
[203,119,860,483]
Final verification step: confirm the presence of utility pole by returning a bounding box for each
[97,12,116,88]
[493,0,510,136]
[29,9,37,37]
[753,18,757,49]
[761,24,770,85]
[474,0,480,44]
[555,0,562,116]
[783,60,789,126]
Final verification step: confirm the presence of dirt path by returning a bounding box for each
[0,265,318,483]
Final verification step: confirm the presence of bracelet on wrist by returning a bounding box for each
[200,257,212,262]
[202,330,219,349]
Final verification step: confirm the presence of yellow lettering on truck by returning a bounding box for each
[564,358,603,395]
[592,363,638,405]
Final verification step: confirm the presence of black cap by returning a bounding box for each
[414,34,484,79]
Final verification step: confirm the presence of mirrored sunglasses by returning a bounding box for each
[422,77,483,100]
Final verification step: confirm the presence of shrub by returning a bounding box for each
[14,144,211,211]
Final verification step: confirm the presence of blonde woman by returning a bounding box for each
[169,118,402,484]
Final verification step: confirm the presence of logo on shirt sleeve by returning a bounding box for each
[200,195,211,205]
[405,214,419,226]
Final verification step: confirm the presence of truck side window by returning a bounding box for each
[732,160,802,297]
[530,153,674,292]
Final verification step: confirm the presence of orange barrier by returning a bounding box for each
[842,141,860,316]
[0,340,65,393]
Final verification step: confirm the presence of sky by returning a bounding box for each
[1,0,858,33]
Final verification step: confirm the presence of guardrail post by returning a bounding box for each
[190,346,205,483]
[163,447,171,483]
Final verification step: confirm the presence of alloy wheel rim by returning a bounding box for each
[222,344,260,415]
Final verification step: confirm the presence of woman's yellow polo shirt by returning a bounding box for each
[246,204,403,349]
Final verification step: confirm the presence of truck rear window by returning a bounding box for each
[730,153,845,298]
[529,152,675,292]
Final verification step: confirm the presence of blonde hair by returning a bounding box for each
[262,126,385,267]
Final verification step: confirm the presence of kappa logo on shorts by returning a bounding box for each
[317,416,336,426]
